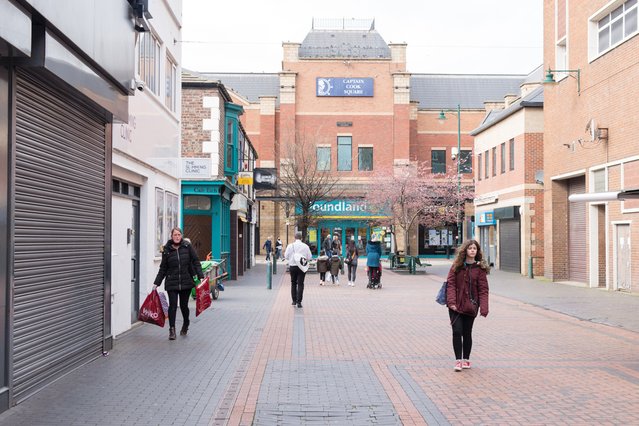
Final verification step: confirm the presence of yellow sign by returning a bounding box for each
[237,172,253,185]
[308,228,317,242]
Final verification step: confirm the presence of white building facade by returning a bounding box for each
[111,0,182,336]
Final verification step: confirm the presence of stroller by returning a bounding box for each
[367,266,382,289]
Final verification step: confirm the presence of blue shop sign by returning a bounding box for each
[477,211,495,226]
[316,77,374,97]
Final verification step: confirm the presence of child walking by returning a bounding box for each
[317,250,329,285]
[328,253,343,285]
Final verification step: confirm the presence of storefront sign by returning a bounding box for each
[316,78,374,97]
[298,199,388,218]
[237,171,253,185]
[477,211,495,226]
[182,158,211,178]
[253,168,277,190]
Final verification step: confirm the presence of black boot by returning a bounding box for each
[169,327,176,340]
[180,322,189,336]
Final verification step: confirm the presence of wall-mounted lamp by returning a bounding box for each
[543,68,581,95]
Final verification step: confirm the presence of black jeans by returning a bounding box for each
[347,263,358,281]
[167,289,191,328]
[290,265,306,303]
[449,309,476,360]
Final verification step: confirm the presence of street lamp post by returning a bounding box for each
[438,104,462,245]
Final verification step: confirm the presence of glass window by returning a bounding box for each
[155,188,165,256]
[358,147,373,171]
[184,195,211,211]
[225,118,234,171]
[459,150,472,174]
[492,147,497,176]
[165,55,177,111]
[509,139,515,171]
[477,153,482,181]
[138,32,160,95]
[431,150,446,174]
[500,143,506,174]
[337,136,352,171]
[317,147,331,171]
[484,150,489,179]
[597,0,638,54]
[593,169,606,193]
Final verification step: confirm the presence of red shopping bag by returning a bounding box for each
[138,289,165,327]
[196,277,212,316]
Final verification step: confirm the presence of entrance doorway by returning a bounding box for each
[184,214,212,261]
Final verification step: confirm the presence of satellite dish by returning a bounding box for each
[585,118,598,141]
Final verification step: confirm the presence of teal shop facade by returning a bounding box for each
[299,199,393,257]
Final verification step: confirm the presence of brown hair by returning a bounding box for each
[451,239,490,273]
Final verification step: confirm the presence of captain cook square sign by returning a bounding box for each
[316,77,374,97]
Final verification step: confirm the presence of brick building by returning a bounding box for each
[470,66,545,276]
[543,0,639,291]
[200,19,527,257]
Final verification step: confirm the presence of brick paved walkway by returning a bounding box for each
[1,260,638,425]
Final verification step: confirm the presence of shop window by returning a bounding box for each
[477,153,482,181]
[138,31,161,95]
[431,149,446,174]
[337,136,352,171]
[184,195,211,210]
[358,147,373,171]
[500,143,506,174]
[459,150,472,174]
[317,146,331,171]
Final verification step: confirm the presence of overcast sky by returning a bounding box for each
[181,0,543,75]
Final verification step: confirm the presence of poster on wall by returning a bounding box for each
[371,227,385,242]
[428,229,440,246]
[441,229,449,246]
[155,188,165,256]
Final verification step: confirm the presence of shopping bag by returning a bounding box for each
[196,277,212,316]
[138,289,166,327]
[157,291,169,318]
[436,281,447,306]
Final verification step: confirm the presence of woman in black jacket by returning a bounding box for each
[153,227,204,340]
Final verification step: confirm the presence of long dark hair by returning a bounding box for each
[451,239,490,273]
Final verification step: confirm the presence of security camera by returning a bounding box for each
[130,78,145,92]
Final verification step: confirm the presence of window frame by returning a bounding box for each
[492,147,497,177]
[477,153,482,181]
[509,138,515,171]
[431,149,447,174]
[484,150,489,179]
[165,54,177,112]
[459,149,472,174]
[316,146,331,171]
[590,0,638,61]
[358,146,374,171]
[500,143,506,174]
[337,136,352,171]
[138,31,161,96]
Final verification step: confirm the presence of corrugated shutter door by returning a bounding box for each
[13,70,106,402]
[499,219,520,272]
[568,178,587,282]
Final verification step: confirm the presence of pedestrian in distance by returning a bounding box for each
[328,252,343,285]
[317,249,329,285]
[322,233,333,258]
[285,231,312,308]
[263,236,273,261]
[331,234,342,257]
[275,237,284,260]
[446,239,490,372]
[153,227,204,340]
[345,238,359,286]
[366,235,382,288]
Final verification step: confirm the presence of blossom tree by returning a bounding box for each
[364,162,474,254]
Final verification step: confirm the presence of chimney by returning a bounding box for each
[504,94,518,108]
[483,100,505,113]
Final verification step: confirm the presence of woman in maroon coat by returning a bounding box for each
[446,239,490,371]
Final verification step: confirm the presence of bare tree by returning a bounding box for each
[279,128,345,240]
[364,162,474,254]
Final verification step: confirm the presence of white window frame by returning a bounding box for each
[589,0,639,62]
[138,31,161,96]
[555,0,569,81]
[165,54,177,111]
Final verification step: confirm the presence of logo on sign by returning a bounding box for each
[317,78,333,96]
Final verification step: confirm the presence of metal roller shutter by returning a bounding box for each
[568,177,587,282]
[499,219,521,272]
[13,69,107,402]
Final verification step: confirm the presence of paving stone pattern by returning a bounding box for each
[1,260,639,425]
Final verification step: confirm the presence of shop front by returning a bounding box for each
[300,200,392,257]
[476,210,496,266]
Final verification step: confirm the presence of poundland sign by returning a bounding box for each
[297,200,388,218]
[316,78,374,97]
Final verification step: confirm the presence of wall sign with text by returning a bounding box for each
[316,78,374,97]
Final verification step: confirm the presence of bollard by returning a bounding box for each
[273,256,277,274]
[267,260,272,289]
[528,256,534,279]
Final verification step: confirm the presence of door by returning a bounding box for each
[130,200,140,322]
[499,219,521,272]
[184,215,212,261]
[615,224,631,291]
[568,178,587,282]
